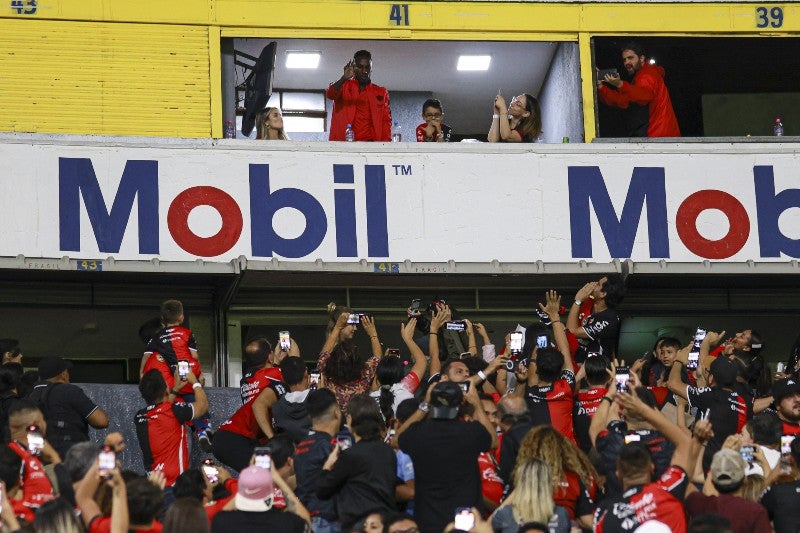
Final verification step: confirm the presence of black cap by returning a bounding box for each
[429,381,463,419]
[38,356,73,380]
[772,378,800,401]
[709,357,739,388]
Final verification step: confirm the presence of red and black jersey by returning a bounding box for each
[144,326,197,368]
[576,387,608,419]
[240,366,284,404]
[135,400,195,486]
[595,421,675,498]
[526,370,576,443]
[593,465,688,533]
[575,308,620,364]
[142,351,202,396]
[687,385,752,469]
[219,367,287,439]
[8,441,54,510]
[781,419,800,436]
[556,470,597,520]
[574,387,608,452]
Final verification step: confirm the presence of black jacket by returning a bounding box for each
[272,390,312,443]
[317,438,397,531]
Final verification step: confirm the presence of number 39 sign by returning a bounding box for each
[756,6,784,28]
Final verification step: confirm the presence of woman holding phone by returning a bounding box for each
[318,303,384,413]
[488,92,542,143]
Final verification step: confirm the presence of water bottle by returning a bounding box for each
[774,117,784,136]
[391,121,402,142]
[345,124,355,142]
[224,120,236,139]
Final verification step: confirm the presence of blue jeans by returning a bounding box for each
[311,516,341,533]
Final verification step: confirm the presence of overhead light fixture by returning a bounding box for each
[457,55,491,71]
[286,51,321,69]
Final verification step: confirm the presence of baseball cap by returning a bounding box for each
[429,381,463,420]
[710,448,745,489]
[38,356,74,380]
[709,357,739,388]
[772,378,800,401]
[234,466,274,512]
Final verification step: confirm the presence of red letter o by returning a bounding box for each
[676,190,749,260]
[168,186,243,257]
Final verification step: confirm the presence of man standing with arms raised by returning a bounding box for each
[326,50,392,141]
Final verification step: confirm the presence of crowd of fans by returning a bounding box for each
[1,276,800,533]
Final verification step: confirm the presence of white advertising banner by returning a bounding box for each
[1,135,799,267]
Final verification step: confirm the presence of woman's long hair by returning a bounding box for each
[163,498,211,533]
[255,107,289,140]
[511,458,557,525]
[324,302,362,385]
[34,498,84,533]
[376,356,404,420]
[516,93,542,141]
[517,425,597,494]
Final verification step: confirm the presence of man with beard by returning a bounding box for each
[326,49,392,141]
[597,41,680,138]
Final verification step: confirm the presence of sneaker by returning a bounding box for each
[198,429,214,453]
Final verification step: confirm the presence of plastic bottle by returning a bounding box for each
[392,121,402,142]
[224,120,236,139]
[345,124,355,142]
[774,117,784,137]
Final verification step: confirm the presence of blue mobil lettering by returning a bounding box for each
[58,158,389,258]
[568,165,800,260]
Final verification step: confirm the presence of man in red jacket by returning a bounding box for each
[326,50,392,141]
[598,42,680,138]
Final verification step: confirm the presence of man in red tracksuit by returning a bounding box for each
[597,41,680,138]
[326,50,392,141]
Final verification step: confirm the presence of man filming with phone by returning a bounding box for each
[597,41,680,138]
[397,380,497,533]
[667,343,753,471]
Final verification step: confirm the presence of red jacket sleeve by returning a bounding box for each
[325,84,341,100]
[380,89,392,141]
[617,75,657,106]
[598,84,631,109]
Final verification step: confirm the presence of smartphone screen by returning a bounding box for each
[781,435,795,455]
[624,433,641,444]
[410,298,421,315]
[510,332,523,355]
[454,508,475,530]
[279,331,290,351]
[202,463,219,482]
[615,367,630,393]
[536,334,549,349]
[347,313,360,324]
[687,327,707,369]
[27,426,43,456]
[740,445,755,462]
[177,360,189,379]
[99,447,116,477]
[309,371,321,390]
[254,454,271,469]
[446,321,466,332]
[337,435,353,451]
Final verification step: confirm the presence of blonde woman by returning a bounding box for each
[491,458,571,533]
[516,426,599,530]
[255,107,289,140]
